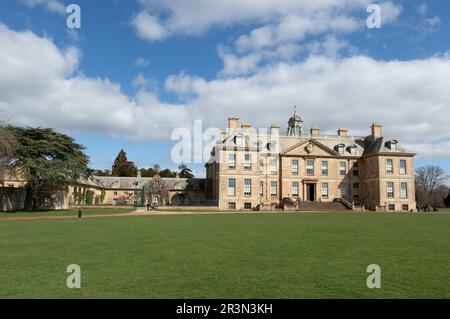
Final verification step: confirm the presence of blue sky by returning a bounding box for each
[0,0,449,176]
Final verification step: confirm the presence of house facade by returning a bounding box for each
[67,175,207,207]
[206,112,416,212]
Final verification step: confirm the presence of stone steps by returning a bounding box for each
[297,201,351,212]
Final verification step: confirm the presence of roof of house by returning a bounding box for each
[81,176,205,191]
[212,126,414,161]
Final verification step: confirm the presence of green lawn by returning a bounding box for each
[0,212,449,298]
[0,208,135,218]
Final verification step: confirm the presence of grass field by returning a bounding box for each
[0,212,449,298]
[0,208,136,218]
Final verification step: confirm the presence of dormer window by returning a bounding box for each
[386,140,398,151]
[256,141,263,151]
[234,134,243,146]
[348,145,357,155]
[336,144,346,155]
[267,142,277,153]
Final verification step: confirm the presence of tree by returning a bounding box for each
[0,125,17,185]
[93,169,111,176]
[444,189,450,208]
[159,168,176,178]
[9,127,89,211]
[112,149,138,177]
[100,189,106,204]
[179,164,194,178]
[146,175,168,205]
[140,167,157,178]
[415,165,449,209]
[85,190,95,205]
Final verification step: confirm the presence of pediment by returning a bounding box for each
[281,139,338,157]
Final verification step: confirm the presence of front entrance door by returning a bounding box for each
[306,184,316,202]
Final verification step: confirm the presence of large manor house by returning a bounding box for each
[1,111,417,212]
[205,111,416,212]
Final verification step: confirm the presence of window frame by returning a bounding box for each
[291,160,299,176]
[306,159,315,176]
[244,154,252,171]
[228,178,236,196]
[339,161,347,176]
[270,181,278,197]
[228,153,236,170]
[243,179,252,196]
[400,159,407,174]
[386,159,394,174]
[387,181,395,198]
[400,182,408,199]
[321,160,328,176]
[322,182,329,199]
[270,159,278,175]
[292,181,299,197]
[352,162,359,177]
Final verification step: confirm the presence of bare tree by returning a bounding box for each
[146,175,168,205]
[415,165,449,209]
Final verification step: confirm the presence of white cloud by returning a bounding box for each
[132,11,169,41]
[132,73,151,88]
[0,24,186,140]
[133,0,402,43]
[218,47,263,76]
[166,55,450,158]
[217,42,303,76]
[236,12,360,53]
[306,35,350,59]
[2,24,450,160]
[134,57,151,67]
[417,3,427,15]
[379,1,402,25]
[21,0,66,15]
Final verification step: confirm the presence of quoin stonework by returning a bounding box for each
[205,110,417,212]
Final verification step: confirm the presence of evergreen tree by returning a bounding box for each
[111,149,138,177]
[160,169,176,178]
[10,127,89,211]
[179,164,194,178]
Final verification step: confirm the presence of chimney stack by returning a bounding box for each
[338,128,348,137]
[228,116,239,130]
[270,124,280,137]
[241,122,251,134]
[310,127,320,137]
[371,123,383,138]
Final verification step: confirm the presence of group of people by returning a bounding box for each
[146,203,157,212]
